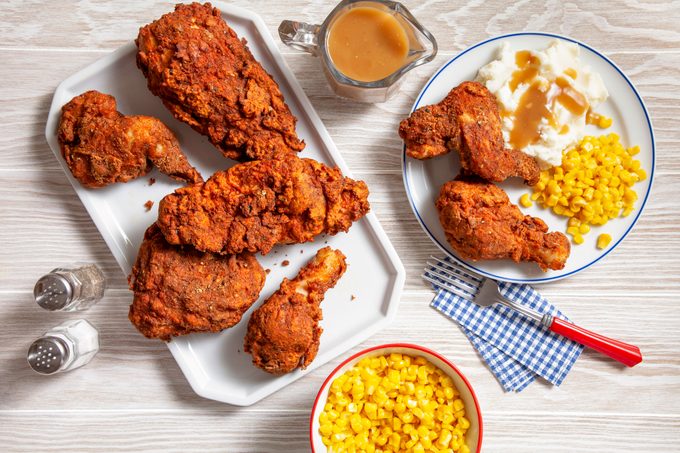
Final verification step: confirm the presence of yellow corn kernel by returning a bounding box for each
[598,115,613,128]
[597,233,612,249]
[400,411,414,424]
[567,217,581,228]
[578,224,590,234]
[457,417,471,430]
[573,234,584,245]
[520,193,533,208]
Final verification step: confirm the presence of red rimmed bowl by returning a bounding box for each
[310,343,483,452]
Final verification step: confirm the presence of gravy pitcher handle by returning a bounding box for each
[279,20,321,55]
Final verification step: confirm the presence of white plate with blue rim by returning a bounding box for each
[402,32,655,284]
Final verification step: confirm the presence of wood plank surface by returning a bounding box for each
[1,0,679,452]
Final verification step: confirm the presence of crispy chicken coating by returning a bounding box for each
[157,156,370,255]
[244,247,347,375]
[436,177,570,271]
[58,90,202,188]
[136,2,305,162]
[128,223,265,341]
[399,81,540,185]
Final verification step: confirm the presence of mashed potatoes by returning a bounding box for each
[476,40,608,168]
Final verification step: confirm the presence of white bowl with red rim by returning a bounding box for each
[309,343,483,452]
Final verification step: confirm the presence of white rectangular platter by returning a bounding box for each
[44,2,404,406]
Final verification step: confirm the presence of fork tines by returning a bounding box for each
[422,256,483,301]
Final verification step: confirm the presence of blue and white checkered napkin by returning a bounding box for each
[428,258,583,392]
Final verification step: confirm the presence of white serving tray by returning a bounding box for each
[45,2,404,406]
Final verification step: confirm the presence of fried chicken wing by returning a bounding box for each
[136,2,305,162]
[128,223,265,341]
[58,90,202,188]
[244,247,347,375]
[399,81,540,185]
[436,177,570,271]
[157,155,370,255]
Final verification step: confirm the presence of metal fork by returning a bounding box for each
[423,256,643,367]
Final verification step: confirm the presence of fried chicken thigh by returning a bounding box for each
[244,247,347,375]
[58,90,202,188]
[436,178,570,271]
[136,2,305,162]
[399,81,540,185]
[157,156,370,255]
[128,223,265,341]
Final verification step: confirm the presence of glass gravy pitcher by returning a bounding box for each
[279,0,437,102]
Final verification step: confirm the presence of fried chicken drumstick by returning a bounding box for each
[128,223,265,341]
[157,156,370,255]
[136,2,305,162]
[399,81,540,185]
[436,177,570,271]
[244,247,347,375]
[58,90,202,188]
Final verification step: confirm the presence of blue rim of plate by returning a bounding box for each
[402,31,656,283]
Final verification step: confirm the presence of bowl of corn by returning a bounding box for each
[310,343,482,453]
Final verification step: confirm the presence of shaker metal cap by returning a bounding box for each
[27,336,69,374]
[34,273,72,310]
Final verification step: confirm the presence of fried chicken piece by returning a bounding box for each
[399,81,540,185]
[436,177,570,271]
[157,156,370,255]
[136,2,305,162]
[244,247,347,375]
[58,90,202,188]
[128,223,265,341]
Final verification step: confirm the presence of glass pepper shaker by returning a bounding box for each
[27,319,99,375]
[33,263,106,311]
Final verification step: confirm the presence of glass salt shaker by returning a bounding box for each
[33,263,106,311]
[27,319,99,375]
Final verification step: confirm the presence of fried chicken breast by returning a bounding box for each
[128,223,265,341]
[436,177,570,271]
[58,90,202,188]
[156,155,370,255]
[399,81,540,185]
[244,247,347,375]
[136,2,305,162]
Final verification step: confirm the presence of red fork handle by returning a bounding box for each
[550,317,643,367]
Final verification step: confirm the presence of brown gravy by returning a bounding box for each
[506,50,590,150]
[327,6,408,82]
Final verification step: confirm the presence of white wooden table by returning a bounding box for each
[1,1,679,451]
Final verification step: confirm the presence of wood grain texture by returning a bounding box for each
[1,412,679,453]
[1,0,680,452]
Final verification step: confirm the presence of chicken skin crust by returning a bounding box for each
[436,178,570,271]
[58,90,202,188]
[128,223,266,341]
[136,2,305,162]
[157,156,370,255]
[244,247,347,375]
[399,81,540,185]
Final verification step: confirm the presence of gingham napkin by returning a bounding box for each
[428,258,583,392]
